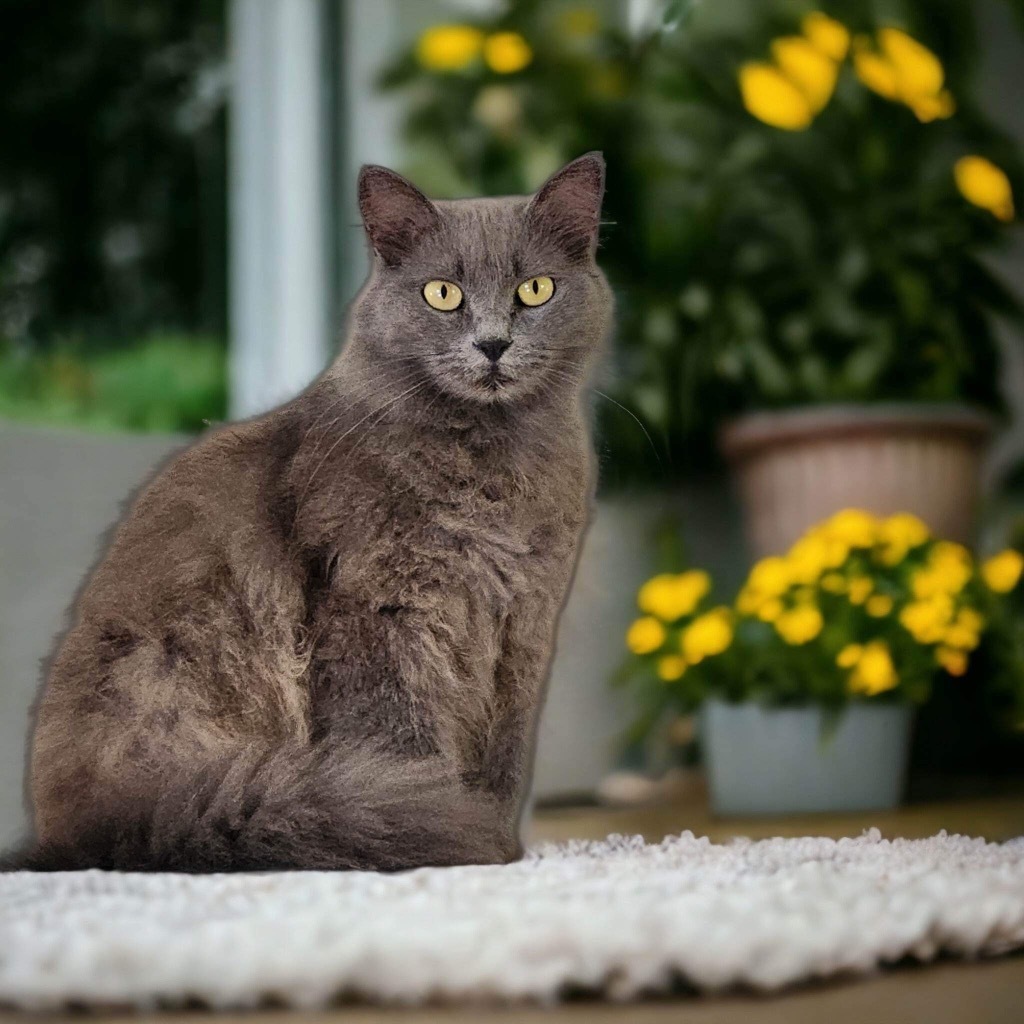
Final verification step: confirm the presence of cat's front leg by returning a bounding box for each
[473,596,563,846]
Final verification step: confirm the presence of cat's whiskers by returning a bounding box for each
[299,377,430,501]
[301,368,427,464]
[300,355,421,446]
[539,366,663,469]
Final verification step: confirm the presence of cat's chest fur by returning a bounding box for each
[297,408,591,755]
[307,414,588,615]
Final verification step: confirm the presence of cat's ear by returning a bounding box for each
[357,165,440,266]
[526,152,605,261]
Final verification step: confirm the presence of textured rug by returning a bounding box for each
[2,829,1023,1010]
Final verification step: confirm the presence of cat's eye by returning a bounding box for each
[423,280,463,311]
[517,276,555,307]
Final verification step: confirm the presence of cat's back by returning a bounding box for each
[77,408,303,617]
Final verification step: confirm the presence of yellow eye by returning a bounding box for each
[517,276,554,307]
[423,280,463,311]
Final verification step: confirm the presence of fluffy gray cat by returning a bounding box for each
[11,153,611,872]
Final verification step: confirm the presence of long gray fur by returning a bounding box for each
[10,154,611,872]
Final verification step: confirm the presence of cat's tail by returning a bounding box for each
[2,744,517,873]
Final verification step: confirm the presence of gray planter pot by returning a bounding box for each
[704,699,914,817]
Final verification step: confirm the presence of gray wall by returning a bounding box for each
[0,427,188,847]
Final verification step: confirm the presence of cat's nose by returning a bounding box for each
[474,337,512,363]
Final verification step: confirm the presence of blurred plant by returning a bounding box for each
[379,3,632,197]
[619,509,1024,740]
[634,3,1023,436]
[0,335,226,433]
[379,1,1024,485]
[0,0,227,348]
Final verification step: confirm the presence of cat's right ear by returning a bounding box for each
[526,152,605,262]
[357,165,440,267]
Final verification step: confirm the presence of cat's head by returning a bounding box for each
[350,154,611,406]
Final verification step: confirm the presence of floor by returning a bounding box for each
[4,792,1022,1023]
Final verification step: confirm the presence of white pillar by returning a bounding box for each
[228,0,330,418]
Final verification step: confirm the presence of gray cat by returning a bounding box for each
[11,153,610,872]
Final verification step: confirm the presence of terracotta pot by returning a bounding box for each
[720,404,995,557]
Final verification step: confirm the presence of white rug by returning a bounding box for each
[2,829,1023,1010]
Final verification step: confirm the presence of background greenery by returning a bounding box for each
[0,335,225,433]
[2,0,1022,478]
[0,0,226,432]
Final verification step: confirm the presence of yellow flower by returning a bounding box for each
[787,534,847,584]
[848,576,874,605]
[746,556,792,598]
[819,508,878,548]
[416,25,484,72]
[878,27,944,97]
[484,31,533,74]
[913,542,972,598]
[756,598,784,623]
[881,513,930,548]
[848,640,898,696]
[657,655,687,682]
[908,91,956,122]
[774,605,824,645]
[933,542,973,585]
[853,45,900,99]
[627,616,666,655]
[821,571,847,594]
[739,62,814,131]
[876,513,930,565]
[936,646,968,677]
[956,607,986,634]
[853,28,955,122]
[681,608,734,663]
[771,36,839,113]
[955,157,1015,223]
[836,643,863,668]
[866,594,894,618]
[802,12,850,62]
[899,594,954,644]
[981,549,1024,592]
[943,622,981,651]
[638,570,712,621]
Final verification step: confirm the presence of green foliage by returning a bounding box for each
[0,335,226,434]
[0,0,227,347]
[635,1,1021,416]
[379,0,1024,486]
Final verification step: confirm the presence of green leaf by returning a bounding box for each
[841,333,893,392]
[745,337,792,399]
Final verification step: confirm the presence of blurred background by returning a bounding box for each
[2,0,1024,845]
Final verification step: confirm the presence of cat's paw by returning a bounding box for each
[496,832,525,864]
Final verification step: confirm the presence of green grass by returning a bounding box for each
[0,335,227,434]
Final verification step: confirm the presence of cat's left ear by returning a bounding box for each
[358,165,440,266]
[526,152,605,262]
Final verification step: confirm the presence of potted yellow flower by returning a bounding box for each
[636,6,1022,548]
[622,508,1024,815]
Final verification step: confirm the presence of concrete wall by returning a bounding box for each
[0,426,187,848]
